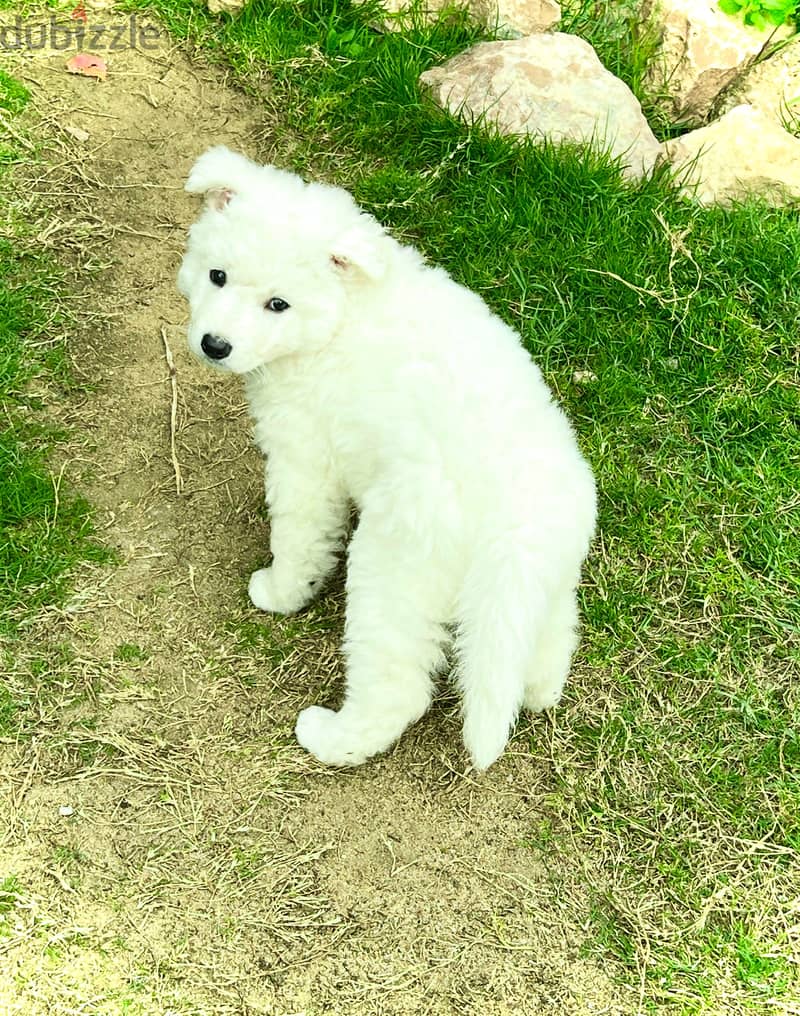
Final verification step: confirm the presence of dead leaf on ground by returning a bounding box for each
[66,53,108,81]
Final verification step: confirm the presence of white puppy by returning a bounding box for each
[178,147,597,770]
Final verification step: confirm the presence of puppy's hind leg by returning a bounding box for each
[523,590,579,714]
[295,507,452,767]
[455,551,549,771]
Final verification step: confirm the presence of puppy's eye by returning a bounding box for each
[266,297,290,313]
[209,269,226,287]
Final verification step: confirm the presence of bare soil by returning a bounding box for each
[0,16,632,1015]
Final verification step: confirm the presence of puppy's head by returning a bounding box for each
[178,146,387,374]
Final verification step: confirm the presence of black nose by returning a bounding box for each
[201,333,232,360]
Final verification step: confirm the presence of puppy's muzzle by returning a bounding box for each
[201,333,232,360]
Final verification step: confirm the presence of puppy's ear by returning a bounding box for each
[185,146,260,210]
[331,221,387,283]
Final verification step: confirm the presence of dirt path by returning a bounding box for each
[0,22,630,1016]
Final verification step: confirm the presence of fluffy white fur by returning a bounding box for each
[178,146,597,771]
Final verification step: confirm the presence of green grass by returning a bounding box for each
[113,642,149,663]
[111,0,800,1006]
[0,70,108,723]
[231,600,342,685]
[0,874,22,939]
[0,874,21,913]
[0,0,72,11]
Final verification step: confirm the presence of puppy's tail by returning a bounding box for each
[454,547,552,771]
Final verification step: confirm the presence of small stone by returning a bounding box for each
[62,125,90,142]
[482,0,560,35]
[59,805,75,817]
[207,0,246,13]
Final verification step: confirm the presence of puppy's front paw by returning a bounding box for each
[295,706,369,767]
[248,567,309,615]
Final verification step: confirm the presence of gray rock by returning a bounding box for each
[642,0,789,126]
[718,35,800,129]
[663,103,800,205]
[419,33,661,180]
